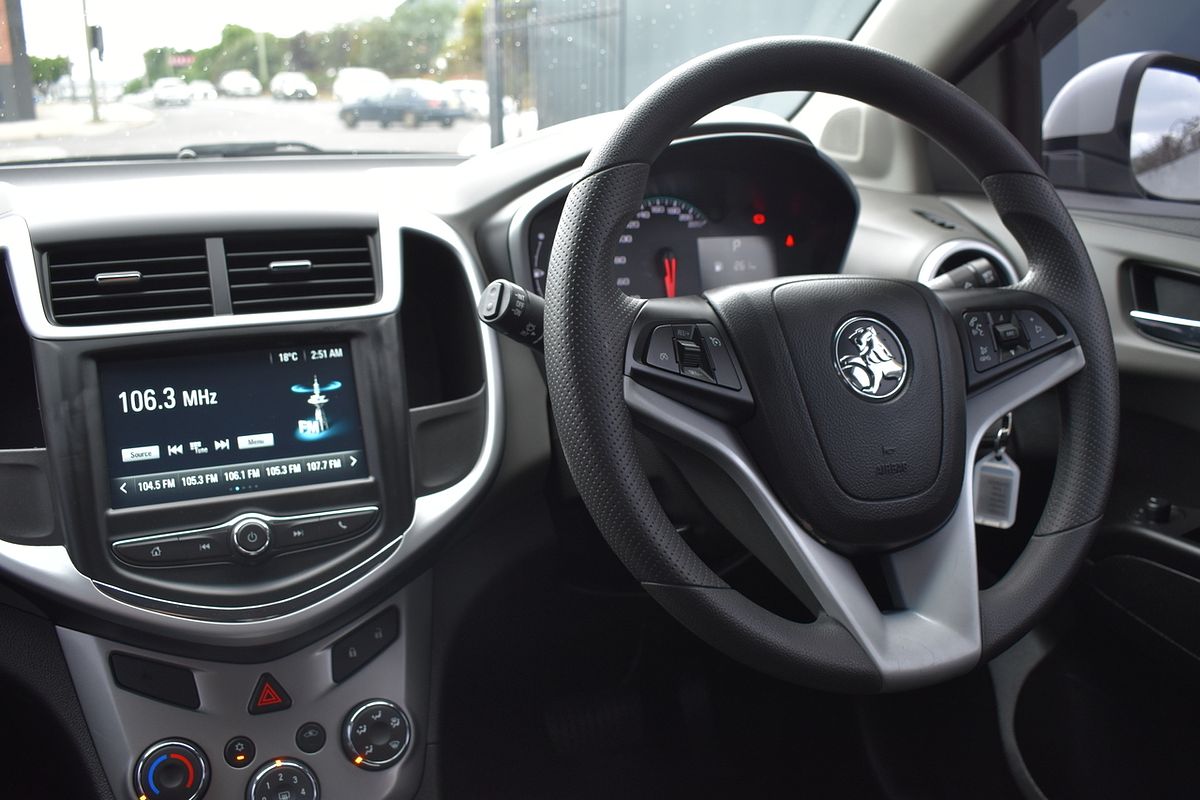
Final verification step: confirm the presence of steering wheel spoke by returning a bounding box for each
[625,359,978,690]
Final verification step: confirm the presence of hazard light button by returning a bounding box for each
[248,672,292,715]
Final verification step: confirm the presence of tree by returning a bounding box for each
[184,25,286,84]
[29,55,71,92]
[390,0,459,74]
[443,0,485,77]
[143,48,173,82]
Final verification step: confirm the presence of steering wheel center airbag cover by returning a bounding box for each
[710,277,965,552]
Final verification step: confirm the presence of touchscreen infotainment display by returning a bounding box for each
[100,341,369,508]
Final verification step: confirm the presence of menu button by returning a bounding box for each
[237,433,275,450]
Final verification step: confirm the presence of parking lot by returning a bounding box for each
[0,97,491,162]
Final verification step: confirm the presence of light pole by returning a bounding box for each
[81,0,100,121]
[255,30,269,90]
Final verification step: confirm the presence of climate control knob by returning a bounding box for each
[343,699,411,769]
[246,757,319,800]
[133,739,209,800]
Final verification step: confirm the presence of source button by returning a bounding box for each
[121,445,161,463]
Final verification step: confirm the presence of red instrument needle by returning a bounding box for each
[661,250,678,298]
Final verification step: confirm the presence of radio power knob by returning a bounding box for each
[232,519,271,558]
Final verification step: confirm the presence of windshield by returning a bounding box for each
[5,1,877,163]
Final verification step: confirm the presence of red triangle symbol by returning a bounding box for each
[257,683,283,707]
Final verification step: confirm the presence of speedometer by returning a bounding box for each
[529,195,709,298]
[613,196,708,298]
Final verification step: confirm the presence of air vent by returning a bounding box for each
[225,230,377,314]
[45,237,212,326]
[919,239,1019,289]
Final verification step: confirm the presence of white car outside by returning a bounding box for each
[152,77,192,107]
[218,70,263,97]
[442,79,490,119]
[189,80,218,101]
[332,68,390,104]
[269,72,318,100]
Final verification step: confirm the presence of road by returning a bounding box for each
[0,97,490,162]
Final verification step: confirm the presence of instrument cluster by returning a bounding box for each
[522,134,858,299]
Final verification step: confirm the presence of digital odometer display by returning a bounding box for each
[100,342,368,508]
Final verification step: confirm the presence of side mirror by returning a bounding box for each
[1043,52,1200,201]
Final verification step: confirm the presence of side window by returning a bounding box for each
[1038,0,1200,118]
[1036,0,1200,201]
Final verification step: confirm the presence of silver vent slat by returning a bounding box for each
[225,231,376,314]
[45,238,212,325]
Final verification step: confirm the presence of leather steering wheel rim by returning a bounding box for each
[543,37,1119,692]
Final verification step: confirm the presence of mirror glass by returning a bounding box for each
[1131,66,1200,201]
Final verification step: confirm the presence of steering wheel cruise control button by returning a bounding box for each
[246,758,318,800]
[133,739,210,800]
[645,324,679,373]
[247,672,292,715]
[643,322,741,388]
[697,323,742,389]
[343,699,411,769]
[232,519,271,558]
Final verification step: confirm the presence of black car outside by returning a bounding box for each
[339,81,467,129]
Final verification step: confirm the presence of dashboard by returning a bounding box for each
[517,135,858,298]
[0,112,1019,800]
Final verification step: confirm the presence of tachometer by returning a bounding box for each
[613,196,708,298]
[529,195,708,298]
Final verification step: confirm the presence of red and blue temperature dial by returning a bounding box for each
[134,740,209,800]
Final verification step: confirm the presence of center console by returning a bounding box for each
[38,320,412,622]
[0,192,501,800]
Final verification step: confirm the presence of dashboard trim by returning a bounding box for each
[0,199,505,647]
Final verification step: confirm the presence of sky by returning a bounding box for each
[20,0,407,83]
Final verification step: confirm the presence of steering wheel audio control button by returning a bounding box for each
[232,519,271,558]
[343,699,411,769]
[246,758,319,800]
[963,311,1000,372]
[1016,310,1057,350]
[133,739,210,800]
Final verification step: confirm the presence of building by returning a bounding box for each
[0,0,35,121]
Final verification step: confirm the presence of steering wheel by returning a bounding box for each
[542,38,1119,692]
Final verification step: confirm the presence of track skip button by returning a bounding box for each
[277,509,377,551]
